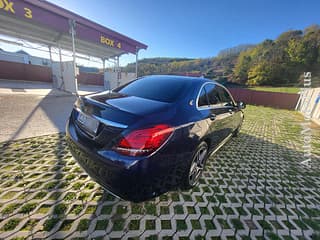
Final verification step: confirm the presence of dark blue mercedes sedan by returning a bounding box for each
[66,75,245,202]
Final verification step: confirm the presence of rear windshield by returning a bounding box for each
[114,76,191,103]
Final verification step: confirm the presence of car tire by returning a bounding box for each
[233,120,243,137]
[181,141,208,190]
[232,126,240,137]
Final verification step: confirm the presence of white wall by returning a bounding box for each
[296,87,320,125]
[0,50,27,63]
[0,50,51,66]
[52,61,77,93]
[29,55,51,67]
[104,71,136,90]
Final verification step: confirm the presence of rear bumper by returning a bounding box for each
[66,118,145,201]
[66,117,191,202]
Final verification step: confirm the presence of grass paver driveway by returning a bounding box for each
[0,105,319,239]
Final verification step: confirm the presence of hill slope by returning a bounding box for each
[123,45,255,81]
[123,25,320,87]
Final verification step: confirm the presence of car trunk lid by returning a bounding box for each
[74,91,171,148]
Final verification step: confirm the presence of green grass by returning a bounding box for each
[224,207,234,215]
[93,192,103,201]
[218,218,230,229]
[144,202,156,215]
[53,203,67,215]
[128,220,140,230]
[258,220,272,230]
[302,218,320,231]
[85,182,95,189]
[85,205,97,214]
[37,204,51,214]
[59,220,74,231]
[64,192,77,202]
[131,203,143,214]
[65,174,76,181]
[34,191,47,199]
[0,191,18,199]
[176,220,187,230]
[43,218,60,231]
[191,219,201,229]
[1,203,20,215]
[72,182,83,190]
[48,192,61,200]
[293,219,309,230]
[22,219,38,231]
[145,219,156,230]
[159,194,169,201]
[212,206,223,215]
[77,219,90,231]
[112,218,125,231]
[145,235,158,240]
[70,204,84,215]
[160,206,169,215]
[231,218,244,230]
[248,86,300,94]
[161,220,172,229]
[44,181,58,190]
[19,203,37,214]
[170,192,180,201]
[187,206,196,214]
[78,192,90,201]
[95,219,108,230]
[2,219,20,231]
[116,205,128,215]
[204,219,216,230]
[267,232,282,240]
[174,205,184,214]
[101,205,113,215]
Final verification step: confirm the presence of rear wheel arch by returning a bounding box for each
[203,138,211,150]
[180,141,209,190]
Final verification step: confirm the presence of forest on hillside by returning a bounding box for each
[123,25,320,87]
[123,45,254,81]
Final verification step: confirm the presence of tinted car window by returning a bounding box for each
[217,86,234,107]
[114,76,190,103]
[204,84,220,106]
[198,88,208,107]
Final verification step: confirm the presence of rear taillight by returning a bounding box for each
[114,124,174,156]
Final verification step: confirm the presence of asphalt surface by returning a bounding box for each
[0,93,76,142]
[0,80,104,142]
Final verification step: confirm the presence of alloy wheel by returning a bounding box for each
[188,146,207,186]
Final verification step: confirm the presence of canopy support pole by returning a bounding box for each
[48,46,53,63]
[48,45,55,88]
[102,58,105,72]
[116,56,120,87]
[69,19,78,95]
[58,43,64,90]
[135,48,139,78]
[102,58,106,89]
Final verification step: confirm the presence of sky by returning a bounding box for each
[1,0,320,67]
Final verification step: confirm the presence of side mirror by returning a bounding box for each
[237,101,246,109]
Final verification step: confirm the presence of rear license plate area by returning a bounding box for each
[77,111,99,136]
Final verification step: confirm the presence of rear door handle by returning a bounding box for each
[209,114,216,121]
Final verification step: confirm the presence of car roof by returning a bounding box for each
[143,75,218,85]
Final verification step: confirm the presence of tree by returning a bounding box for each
[247,62,272,86]
[234,50,252,84]
[287,39,305,64]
